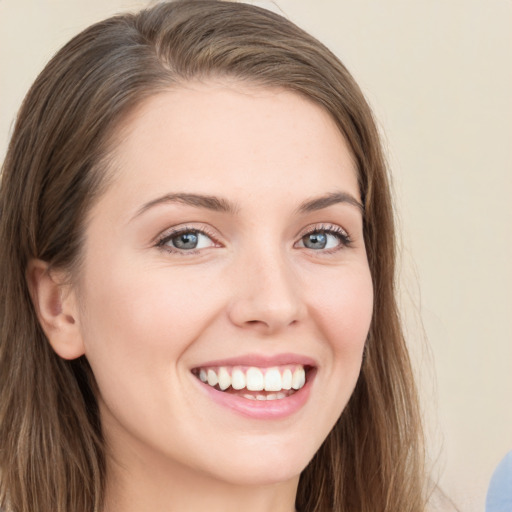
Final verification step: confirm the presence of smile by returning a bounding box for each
[192,365,310,401]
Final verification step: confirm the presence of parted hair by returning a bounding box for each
[0,1,425,511]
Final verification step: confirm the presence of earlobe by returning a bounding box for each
[26,259,85,360]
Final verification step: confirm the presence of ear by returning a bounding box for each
[26,259,85,360]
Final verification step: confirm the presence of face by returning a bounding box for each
[75,82,373,488]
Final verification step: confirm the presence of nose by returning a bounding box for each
[227,248,306,334]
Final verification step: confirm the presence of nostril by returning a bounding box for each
[226,272,305,331]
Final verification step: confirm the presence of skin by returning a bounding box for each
[31,82,373,512]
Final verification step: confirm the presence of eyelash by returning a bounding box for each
[296,224,352,253]
[155,223,352,255]
[156,225,220,255]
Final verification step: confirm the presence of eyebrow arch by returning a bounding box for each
[297,191,364,214]
[133,192,238,219]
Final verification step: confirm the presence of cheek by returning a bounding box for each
[76,260,228,395]
[308,265,373,393]
[75,264,223,434]
[311,265,373,347]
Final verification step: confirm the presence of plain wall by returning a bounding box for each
[1,1,511,511]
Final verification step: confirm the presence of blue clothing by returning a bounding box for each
[486,451,512,512]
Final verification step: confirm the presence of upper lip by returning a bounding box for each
[192,352,317,369]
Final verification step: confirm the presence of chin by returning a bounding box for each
[201,441,316,487]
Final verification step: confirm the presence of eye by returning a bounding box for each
[295,225,351,252]
[302,232,335,250]
[157,228,217,252]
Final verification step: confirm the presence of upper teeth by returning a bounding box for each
[197,365,306,392]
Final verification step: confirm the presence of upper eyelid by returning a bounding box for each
[296,223,350,238]
[153,222,352,249]
[155,224,220,246]
[294,223,354,252]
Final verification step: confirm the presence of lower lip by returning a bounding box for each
[195,370,316,420]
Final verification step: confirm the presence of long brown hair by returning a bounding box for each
[0,1,425,510]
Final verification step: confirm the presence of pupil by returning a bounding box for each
[304,232,326,249]
[174,232,198,249]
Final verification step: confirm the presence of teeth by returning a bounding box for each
[282,369,292,390]
[231,368,246,390]
[291,367,306,390]
[218,367,231,391]
[207,369,218,387]
[246,367,264,391]
[196,364,308,394]
[242,391,289,401]
[264,367,282,391]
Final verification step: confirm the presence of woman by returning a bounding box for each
[0,1,425,511]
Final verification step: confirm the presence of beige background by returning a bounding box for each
[1,1,511,510]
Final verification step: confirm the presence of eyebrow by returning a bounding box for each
[132,190,363,221]
[133,192,238,219]
[297,191,364,214]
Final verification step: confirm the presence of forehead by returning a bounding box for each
[97,82,360,219]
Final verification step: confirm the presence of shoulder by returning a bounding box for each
[486,451,512,512]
